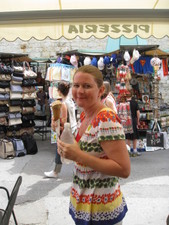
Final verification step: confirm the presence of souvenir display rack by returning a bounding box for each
[0,53,37,139]
[45,62,77,144]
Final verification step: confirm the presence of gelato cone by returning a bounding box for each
[51,100,62,121]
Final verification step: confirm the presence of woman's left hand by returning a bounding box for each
[57,138,80,161]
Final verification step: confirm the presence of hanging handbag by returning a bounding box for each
[0,112,7,118]
[11,74,23,82]
[23,61,37,79]
[10,99,22,106]
[7,124,21,132]
[8,113,22,119]
[0,88,10,93]
[22,113,35,121]
[10,91,22,99]
[21,119,35,128]
[13,71,24,77]
[0,64,13,75]
[0,105,9,113]
[22,86,36,93]
[13,66,24,72]
[0,138,15,159]
[0,93,10,100]
[0,81,10,88]
[8,118,22,126]
[22,99,36,107]
[9,106,22,113]
[0,117,7,125]
[10,84,23,93]
[11,80,22,85]
[0,74,11,81]
[22,92,36,100]
[22,107,35,114]
[22,79,37,87]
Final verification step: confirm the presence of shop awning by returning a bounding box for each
[0,52,34,62]
[0,0,169,41]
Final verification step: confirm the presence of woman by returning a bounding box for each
[57,65,131,225]
[101,81,117,113]
[44,82,77,178]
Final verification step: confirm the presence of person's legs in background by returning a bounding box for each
[44,144,62,178]
[126,139,131,148]
[133,139,141,156]
[41,104,46,115]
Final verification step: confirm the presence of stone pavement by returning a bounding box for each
[0,134,169,225]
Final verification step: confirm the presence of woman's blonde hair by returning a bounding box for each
[74,65,103,88]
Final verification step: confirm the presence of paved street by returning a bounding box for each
[0,134,169,225]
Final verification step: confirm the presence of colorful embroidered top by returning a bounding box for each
[69,108,128,225]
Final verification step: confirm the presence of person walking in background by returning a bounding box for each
[101,81,117,113]
[125,91,141,156]
[57,65,130,225]
[36,86,47,115]
[44,82,77,178]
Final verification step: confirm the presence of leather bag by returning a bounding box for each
[0,93,10,100]
[0,81,10,88]
[0,138,15,159]
[11,74,23,81]
[22,86,36,93]
[22,79,37,87]
[10,84,23,93]
[22,107,35,114]
[0,117,7,125]
[9,106,22,113]
[0,74,11,81]
[22,99,36,107]
[23,61,37,79]
[13,66,24,72]
[0,88,10,93]
[10,100,22,106]
[8,118,22,126]
[10,92,22,100]
[22,92,36,100]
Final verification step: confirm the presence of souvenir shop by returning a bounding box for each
[45,45,169,150]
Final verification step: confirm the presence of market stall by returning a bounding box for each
[0,53,38,158]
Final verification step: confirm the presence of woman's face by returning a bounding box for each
[72,72,103,109]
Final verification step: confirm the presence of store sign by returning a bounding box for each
[0,21,168,41]
[68,24,150,35]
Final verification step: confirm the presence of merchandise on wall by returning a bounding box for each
[0,53,38,159]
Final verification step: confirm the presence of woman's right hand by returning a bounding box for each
[57,138,81,161]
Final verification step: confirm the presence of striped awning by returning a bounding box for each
[0,0,169,41]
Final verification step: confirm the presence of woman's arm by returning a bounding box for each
[57,138,130,178]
